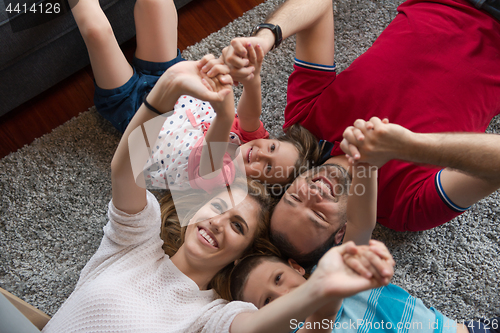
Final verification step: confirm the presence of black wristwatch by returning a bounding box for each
[250,23,283,50]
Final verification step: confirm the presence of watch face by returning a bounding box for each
[251,24,282,50]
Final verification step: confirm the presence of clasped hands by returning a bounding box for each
[147,54,234,115]
[219,37,266,85]
[341,117,413,168]
[311,240,395,304]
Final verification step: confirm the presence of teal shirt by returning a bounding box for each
[291,284,457,333]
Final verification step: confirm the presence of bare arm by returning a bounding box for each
[410,132,500,208]
[343,163,378,245]
[266,0,334,65]
[296,240,395,333]
[222,0,334,80]
[111,77,178,214]
[231,274,339,333]
[235,44,264,132]
[341,117,500,209]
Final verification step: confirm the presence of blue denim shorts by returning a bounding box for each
[94,49,185,133]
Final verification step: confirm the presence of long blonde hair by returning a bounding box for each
[159,177,279,300]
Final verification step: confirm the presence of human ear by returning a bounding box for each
[334,223,347,245]
[288,258,305,276]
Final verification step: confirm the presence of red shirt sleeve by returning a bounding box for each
[231,116,269,143]
[376,162,463,232]
[284,64,337,130]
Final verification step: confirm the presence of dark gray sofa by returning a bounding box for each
[0,0,192,117]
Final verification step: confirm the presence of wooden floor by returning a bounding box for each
[0,0,266,159]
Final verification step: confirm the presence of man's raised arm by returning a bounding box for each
[341,116,500,210]
[222,0,335,81]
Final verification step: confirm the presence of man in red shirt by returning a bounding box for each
[223,0,500,267]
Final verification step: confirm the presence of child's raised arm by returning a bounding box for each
[342,161,378,245]
[234,44,264,133]
[110,59,232,214]
[339,120,380,245]
[294,240,395,333]
[229,242,389,333]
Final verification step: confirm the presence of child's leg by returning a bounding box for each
[133,0,178,62]
[70,0,133,89]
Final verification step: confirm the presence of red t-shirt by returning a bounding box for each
[284,0,500,231]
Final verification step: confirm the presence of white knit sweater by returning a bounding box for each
[42,191,256,333]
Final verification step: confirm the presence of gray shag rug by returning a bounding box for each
[1,0,499,323]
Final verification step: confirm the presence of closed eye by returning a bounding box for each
[313,210,326,221]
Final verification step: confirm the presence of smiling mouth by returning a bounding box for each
[247,147,253,164]
[311,176,335,197]
[198,227,219,248]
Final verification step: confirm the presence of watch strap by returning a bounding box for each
[251,23,283,50]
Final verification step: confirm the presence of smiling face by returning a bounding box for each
[242,258,306,308]
[239,139,299,185]
[182,188,261,271]
[270,164,350,256]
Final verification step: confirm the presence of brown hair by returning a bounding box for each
[159,177,279,300]
[229,254,285,302]
[271,225,344,271]
[279,124,320,180]
[265,124,320,195]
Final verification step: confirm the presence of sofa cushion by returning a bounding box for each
[0,0,192,116]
